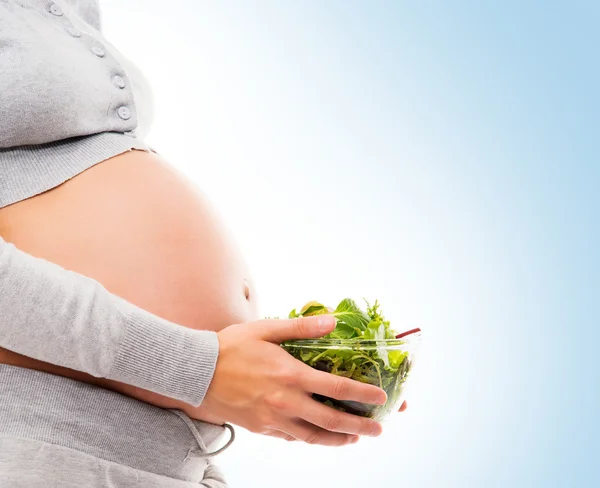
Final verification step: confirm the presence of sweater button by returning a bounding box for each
[117,106,131,120]
[91,46,105,57]
[66,27,81,38]
[112,75,126,89]
[49,4,63,16]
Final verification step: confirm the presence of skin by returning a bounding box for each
[200,315,408,445]
[0,149,407,447]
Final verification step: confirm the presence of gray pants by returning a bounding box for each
[0,365,232,487]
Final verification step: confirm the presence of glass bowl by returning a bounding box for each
[281,333,421,422]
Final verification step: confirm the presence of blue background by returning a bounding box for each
[105,1,599,486]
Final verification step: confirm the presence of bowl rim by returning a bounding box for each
[282,332,422,348]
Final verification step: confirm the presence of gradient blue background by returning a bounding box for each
[104,1,599,486]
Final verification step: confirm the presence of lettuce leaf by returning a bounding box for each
[282,298,412,418]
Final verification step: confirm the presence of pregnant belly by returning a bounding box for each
[0,149,258,410]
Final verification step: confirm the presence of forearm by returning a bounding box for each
[0,236,218,407]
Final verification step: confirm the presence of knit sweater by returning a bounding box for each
[0,0,219,407]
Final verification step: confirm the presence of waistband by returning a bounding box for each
[0,364,233,483]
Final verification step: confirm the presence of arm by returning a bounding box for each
[0,237,393,445]
[0,235,217,407]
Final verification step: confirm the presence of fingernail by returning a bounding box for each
[317,315,335,332]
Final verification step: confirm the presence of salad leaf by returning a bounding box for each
[332,298,370,334]
[301,301,330,316]
[289,301,331,318]
[281,298,414,420]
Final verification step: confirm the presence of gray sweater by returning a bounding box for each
[0,0,219,406]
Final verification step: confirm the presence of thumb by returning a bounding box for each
[254,315,336,343]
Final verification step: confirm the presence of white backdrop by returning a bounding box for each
[99,2,598,487]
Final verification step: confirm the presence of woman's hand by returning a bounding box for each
[199,315,388,447]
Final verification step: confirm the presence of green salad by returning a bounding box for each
[281,298,415,420]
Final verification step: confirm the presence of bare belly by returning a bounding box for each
[0,149,258,406]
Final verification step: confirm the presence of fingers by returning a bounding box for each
[278,419,360,447]
[251,315,336,343]
[299,396,383,437]
[301,368,387,406]
[398,400,408,412]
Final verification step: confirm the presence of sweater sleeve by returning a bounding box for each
[0,236,218,406]
[67,0,103,32]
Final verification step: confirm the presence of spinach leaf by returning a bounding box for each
[331,298,370,334]
[282,298,413,420]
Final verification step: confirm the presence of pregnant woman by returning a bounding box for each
[0,2,394,487]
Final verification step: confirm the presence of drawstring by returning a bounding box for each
[191,423,235,458]
[169,409,236,460]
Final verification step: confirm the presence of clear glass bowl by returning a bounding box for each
[281,333,421,422]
